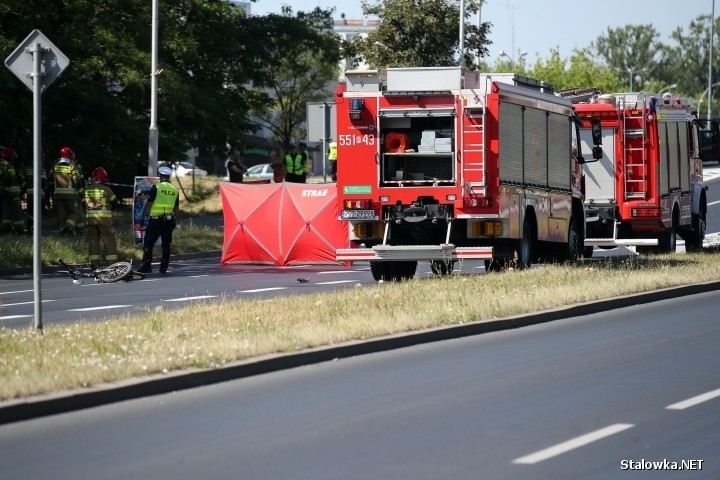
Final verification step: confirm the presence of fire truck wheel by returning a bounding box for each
[582,246,594,259]
[430,260,454,276]
[657,212,678,253]
[686,210,707,252]
[565,223,579,265]
[391,261,417,281]
[516,216,534,269]
[370,261,391,281]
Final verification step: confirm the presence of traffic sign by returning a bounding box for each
[5,29,69,92]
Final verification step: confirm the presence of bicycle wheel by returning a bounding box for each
[98,262,133,283]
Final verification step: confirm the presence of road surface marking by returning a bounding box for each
[164,295,217,302]
[512,423,634,464]
[317,271,360,275]
[188,274,210,278]
[0,315,33,320]
[316,280,356,285]
[0,289,34,295]
[240,287,287,293]
[708,200,720,207]
[666,387,720,410]
[68,305,133,312]
[1,300,55,307]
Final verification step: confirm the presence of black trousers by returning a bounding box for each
[142,218,175,272]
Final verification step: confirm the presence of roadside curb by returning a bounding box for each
[2,278,719,425]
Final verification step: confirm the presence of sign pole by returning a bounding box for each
[5,29,70,333]
[31,42,43,332]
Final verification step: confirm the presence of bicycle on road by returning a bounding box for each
[57,259,146,284]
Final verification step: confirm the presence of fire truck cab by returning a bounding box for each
[569,91,706,255]
[335,67,600,281]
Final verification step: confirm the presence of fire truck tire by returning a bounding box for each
[515,217,534,269]
[657,211,678,253]
[565,223,579,265]
[430,260,454,276]
[391,261,417,281]
[685,209,707,252]
[370,261,391,281]
[582,246,594,259]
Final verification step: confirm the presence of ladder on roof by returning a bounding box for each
[618,94,648,199]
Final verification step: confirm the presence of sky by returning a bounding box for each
[249,0,715,63]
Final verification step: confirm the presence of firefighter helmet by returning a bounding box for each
[60,146,75,160]
[91,167,108,183]
[0,146,17,159]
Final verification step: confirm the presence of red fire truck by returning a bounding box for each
[334,67,600,281]
[566,90,707,255]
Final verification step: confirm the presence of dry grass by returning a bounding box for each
[2,251,720,401]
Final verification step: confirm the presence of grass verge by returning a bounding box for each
[2,251,720,401]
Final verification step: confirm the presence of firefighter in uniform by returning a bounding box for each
[137,166,179,274]
[284,144,303,183]
[327,140,338,181]
[0,147,24,234]
[54,146,81,234]
[84,167,119,268]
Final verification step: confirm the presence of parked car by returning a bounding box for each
[245,163,274,182]
[699,128,720,163]
[173,161,207,177]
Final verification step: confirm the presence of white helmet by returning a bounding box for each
[59,157,71,164]
[158,166,173,177]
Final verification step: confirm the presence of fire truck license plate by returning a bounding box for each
[341,209,375,219]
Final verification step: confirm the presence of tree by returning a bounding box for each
[528,48,624,93]
[247,7,345,149]
[0,0,270,184]
[353,0,490,69]
[590,24,664,91]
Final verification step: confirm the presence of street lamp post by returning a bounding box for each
[657,83,678,95]
[499,49,526,68]
[697,81,720,119]
[625,66,648,92]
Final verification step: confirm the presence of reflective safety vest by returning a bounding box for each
[149,182,178,216]
[54,162,79,199]
[84,184,116,225]
[285,153,304,174]
[328,142,337,161]
[0,160,21,197]
[25,166,47,196]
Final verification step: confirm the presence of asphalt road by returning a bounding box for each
[0,291,717,479]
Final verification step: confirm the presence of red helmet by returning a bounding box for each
[91,167,108,183]
[0,147,17,159]
[60,146,75,160]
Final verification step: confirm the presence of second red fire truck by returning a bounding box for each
[564,89,707,255]
[334,67,601,280]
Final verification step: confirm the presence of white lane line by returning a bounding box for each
[0,289,34,295]
[316,280,357,285]
[164,295,217,302]
[240,287,287,293]
[1,315,33,320]
[666,387,720,410]
[68,305,133,312]
[188,274,209,278]
[512,423,634,465]
[707,199,720,207]
[1,300,56,307]
[317,270,366,275]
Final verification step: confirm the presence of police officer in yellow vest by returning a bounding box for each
[284,144,304,183]
[327,140,338,182]
[84,167,119,268]
[137,166,179,274]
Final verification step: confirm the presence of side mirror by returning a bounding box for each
[592,146,603,160]
[591,117,602,145]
